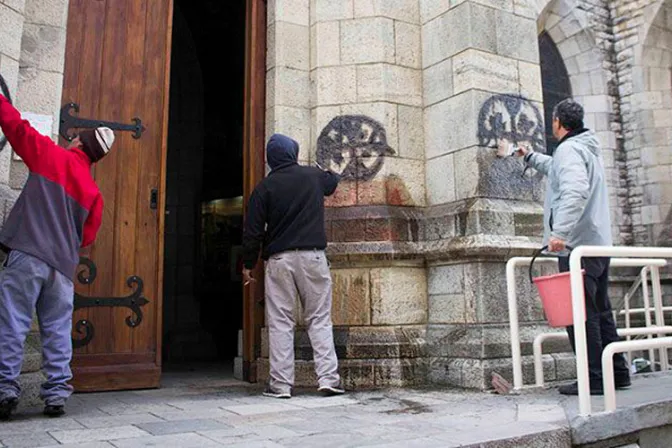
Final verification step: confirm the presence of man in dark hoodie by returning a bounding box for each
[242,133,344,398]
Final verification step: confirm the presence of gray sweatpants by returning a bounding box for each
[265,249,340,393]
[0,250,75,406]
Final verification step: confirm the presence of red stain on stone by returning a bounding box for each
[385,174,414,206]
[328,175,414,207]
[326,180,357,207]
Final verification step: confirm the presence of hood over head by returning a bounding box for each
[266,133,299,170]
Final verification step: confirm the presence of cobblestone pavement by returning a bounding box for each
[0,368,577,448]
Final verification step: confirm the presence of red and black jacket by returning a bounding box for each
[0,94,103,279]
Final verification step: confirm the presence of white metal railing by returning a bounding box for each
[507,255,667,391]
[613,265,670,368]
[507,247,672,416]
[532,327,672,387]
[532,260,672,387]
[602,337,672,411]
[570,247,672,415]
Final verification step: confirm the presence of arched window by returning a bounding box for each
[539,31,572,155]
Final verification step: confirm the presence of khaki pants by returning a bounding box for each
[264,250,340,393]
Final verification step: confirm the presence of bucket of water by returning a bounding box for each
[529,246,585,328]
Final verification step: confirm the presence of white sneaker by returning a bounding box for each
[318,383,345,397]
[263,386,291,399]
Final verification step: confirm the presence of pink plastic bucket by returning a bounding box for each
[532,270,586,327]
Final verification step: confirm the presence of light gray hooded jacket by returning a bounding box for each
[525,129,612,249]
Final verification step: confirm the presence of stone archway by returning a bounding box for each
[536,0,624,243]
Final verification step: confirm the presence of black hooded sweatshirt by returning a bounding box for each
[242,134,341,269]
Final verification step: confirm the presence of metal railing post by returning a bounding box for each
[506,258,524,390]
[650,266,669,370]
[570,247,591,416]
[640,267,656,364]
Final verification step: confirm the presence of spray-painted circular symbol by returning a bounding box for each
[477,94,545,153]
[316,115,395,181]
[0,74,11,153]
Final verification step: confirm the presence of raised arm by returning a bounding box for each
[0,94,58,170]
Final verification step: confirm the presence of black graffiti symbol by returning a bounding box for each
[316,115,395,181]
[477,94,546,153]
[0,74,12,153]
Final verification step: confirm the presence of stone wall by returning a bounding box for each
[0,0,24,216]
[0,0,69,407]
[261,0,672,389]
[264,0,431,388]
[626,0,672,247]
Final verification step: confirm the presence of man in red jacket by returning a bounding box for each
[0,94,114,420]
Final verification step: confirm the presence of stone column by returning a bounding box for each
[261,0,430,388]
[0,0,69,407]
[311,0,429,388]
[420,0,572,388]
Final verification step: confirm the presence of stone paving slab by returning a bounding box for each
[48,426,150,445]
[41,443,116,448]
[72,415,164,431]
[144,408,236,422]
[2,370,672,447]
[0,432,59,448]
[110,433,222,448]
[135,418,230,436]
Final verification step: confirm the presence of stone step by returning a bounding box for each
[456,425,571,448]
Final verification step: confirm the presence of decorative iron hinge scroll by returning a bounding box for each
[59,103,145,142]
[72,257,149,349]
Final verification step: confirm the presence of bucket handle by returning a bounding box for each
[528,245,574,284]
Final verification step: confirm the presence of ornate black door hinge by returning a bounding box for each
[59,103,145,142]
[72,257,150,349]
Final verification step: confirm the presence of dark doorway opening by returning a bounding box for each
[539,31,572,156]
[162,0,246,376]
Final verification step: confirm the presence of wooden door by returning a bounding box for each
[242,0,267,382]
[60,0,173,391]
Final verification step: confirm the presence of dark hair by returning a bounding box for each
[552,99,584,131]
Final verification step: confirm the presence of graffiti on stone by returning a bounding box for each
[0,74,11,153]
[317,115,395,181]
[477,94,546,202]
[477,94,545,153]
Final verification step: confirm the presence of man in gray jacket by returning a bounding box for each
[516,99,630,395]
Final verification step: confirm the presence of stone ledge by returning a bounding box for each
[261,326,428,360]
[257,357,428,389]
[326,199,543,245]
[460,426,571,448]
[567,372,672,446]
[327,235,542,264]
[324,198,545,264]
[428,353,576,389]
